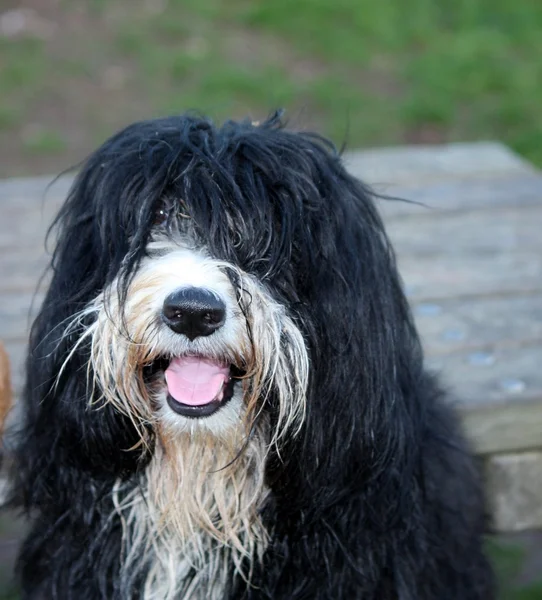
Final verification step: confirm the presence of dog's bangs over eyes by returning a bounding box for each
[128,121,339,284]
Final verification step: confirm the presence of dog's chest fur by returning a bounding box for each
[114,430,270,600]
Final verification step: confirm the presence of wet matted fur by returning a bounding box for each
[9,113,495,599]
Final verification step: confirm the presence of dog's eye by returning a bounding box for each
[154,199,190,227]
[154,205,170,227]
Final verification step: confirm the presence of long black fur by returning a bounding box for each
[9,112,495,599]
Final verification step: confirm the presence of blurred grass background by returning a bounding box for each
[1,0,542,597]
[1,0,542,176]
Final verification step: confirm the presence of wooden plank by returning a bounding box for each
[0,221,55,252]
[430,343,542,409]
[0,291,44,342]
[441,344,542,454]
[2,201,61,229]
[0,273,49,294]
[426,289,542,451]
[0,236,45,253]
[399,252,542,300]
[375,173,542,218]
[0,175,72,205]
[388,205,542,256]
[0,254,49,294]
[414,293,542,357]
[345,142,536,186]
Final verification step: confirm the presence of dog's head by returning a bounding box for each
[28,112,419,479]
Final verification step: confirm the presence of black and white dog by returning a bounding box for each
[10,113,495,599]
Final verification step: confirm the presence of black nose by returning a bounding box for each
[162,288,226,341]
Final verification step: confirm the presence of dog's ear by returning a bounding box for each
[270,145,427,510]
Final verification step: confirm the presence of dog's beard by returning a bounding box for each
[113,424,271,599]
[57,241,309,598]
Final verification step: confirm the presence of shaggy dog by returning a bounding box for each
[9,113,495,599]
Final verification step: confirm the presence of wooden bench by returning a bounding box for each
[1,142,541,531]
[347,143,542,531]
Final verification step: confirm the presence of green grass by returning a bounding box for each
[0,38,47,92]
[488,540,542,600]
[22,129,67,154]
[0,585,18,600]
[0,0,541,173]
[229,0,542,161]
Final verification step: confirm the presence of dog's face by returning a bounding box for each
[82,228,308,446]
[44,112,405,464]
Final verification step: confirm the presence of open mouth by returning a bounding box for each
[152,356,242,418]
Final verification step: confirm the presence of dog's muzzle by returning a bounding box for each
[158,286,238,419]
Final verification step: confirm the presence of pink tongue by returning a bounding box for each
[165,357,230,406]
